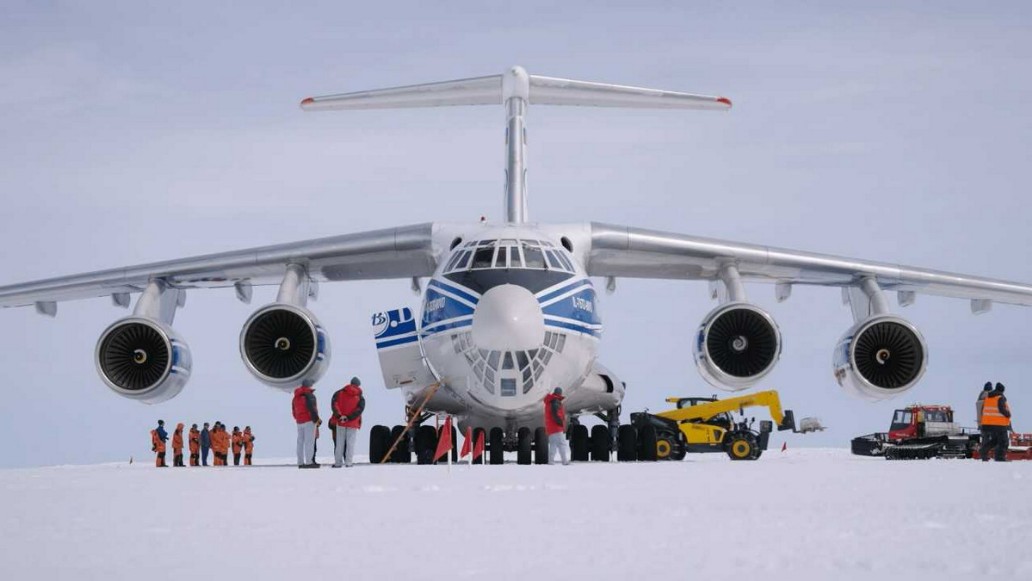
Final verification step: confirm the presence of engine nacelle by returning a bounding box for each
[240,303,330,391]
[833,315,927,400]
[95,317,192,404]
[693,302,782,391]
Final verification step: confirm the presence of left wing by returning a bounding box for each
[586,222,1032,308]
[0,223,444,312]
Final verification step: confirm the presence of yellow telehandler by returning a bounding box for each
[629,390,812,461]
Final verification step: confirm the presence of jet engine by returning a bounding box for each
[693,302,782,390]
[833,315,927,400]
[240,303,330,391]
[95,317,192,404]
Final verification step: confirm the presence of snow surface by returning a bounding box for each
[1,448,1029,581]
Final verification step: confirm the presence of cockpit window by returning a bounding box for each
[471,247,495,269]
[522,243,545,269]
[444,238,575,274]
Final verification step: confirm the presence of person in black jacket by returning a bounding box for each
[200,423,211,466]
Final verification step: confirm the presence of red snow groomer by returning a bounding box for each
[851,404,980,460]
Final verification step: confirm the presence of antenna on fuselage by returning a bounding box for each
[300,66,731,224]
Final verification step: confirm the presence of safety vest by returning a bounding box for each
[981,395,1011,427]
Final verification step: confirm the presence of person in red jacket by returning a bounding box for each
[292,379,321,468]
[172,423,185,467]
[543,387,570,465]
[242,426,255,465]
[231,427,243,466]
[331,377,366,468]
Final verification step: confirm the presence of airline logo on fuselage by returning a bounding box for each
[572,296,594,313]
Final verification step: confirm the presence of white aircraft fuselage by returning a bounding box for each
[381,225,621,431]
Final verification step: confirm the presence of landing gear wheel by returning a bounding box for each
[473,428,486,464]
[369,425,390,464]
[489,427,505,465]
[590,425,611,462]
[415,425,437,464]
[617,425,638,461]
[517,427,532,465]
[726,432,759,461]
[389,425,410,463]
[570,424,589,462]
[638,425,658,461]
[533,427,549,464]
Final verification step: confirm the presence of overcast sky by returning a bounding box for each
[1,1,1031,468]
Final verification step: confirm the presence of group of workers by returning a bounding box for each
[976,382,1013,462]
[150,421,255,468]
[292,376,366,468]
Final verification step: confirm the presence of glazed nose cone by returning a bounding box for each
[471,284,544,350]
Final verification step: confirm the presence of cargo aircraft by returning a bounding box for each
[3,67,1031,463]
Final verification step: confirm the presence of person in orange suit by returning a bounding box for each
[188,424,200,466]
[151,420,168,468]
[213,423,227,466]
[231,426,243,466]
[210,423,221,466]
[172,423,185,467]
[242,426,255,466]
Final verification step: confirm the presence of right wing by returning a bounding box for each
[586,222,1032,309]
[0,223,448,311]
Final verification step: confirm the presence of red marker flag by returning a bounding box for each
[472,430,485,461]
[781,441,787,452]
[434,417,453,462]
[460,426,472,458]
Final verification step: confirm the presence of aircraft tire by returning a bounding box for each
[489,427,504,465]
[415,425,437,464]
[389,425,410,463]
[638,425,658,461]
[617,425,638,461]
[517,427,532,465]
[533,427,549,464]
[570,424,589,462]
[590,425,611,461]
[369,425,391,464]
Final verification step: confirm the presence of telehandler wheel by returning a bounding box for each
[617,425,638,461]
[390,425,411,463]
[489,427,505,465]
[638,425,658,461]
[726,432,759,461]
[533,427,549,464]
[416,425,437,464]
[655,435,677,460]
[590,425,611,461]
[369,425,391,464]
[517,427,532,465]
[570,424,589,462]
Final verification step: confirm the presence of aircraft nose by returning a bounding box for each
[471,284,544,350]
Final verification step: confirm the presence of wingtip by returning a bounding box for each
[300,97,315,109]
[716,97,732,108]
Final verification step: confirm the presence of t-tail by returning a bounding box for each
[300,66,731,225]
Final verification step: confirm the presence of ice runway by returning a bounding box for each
[1,449,1029,580]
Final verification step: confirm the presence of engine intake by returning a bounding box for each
[240,304,330,390]
[95,318,192,404]
[694,303,782,390]
[833,315,927,400]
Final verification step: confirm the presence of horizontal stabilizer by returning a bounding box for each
[301,66,731,111]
